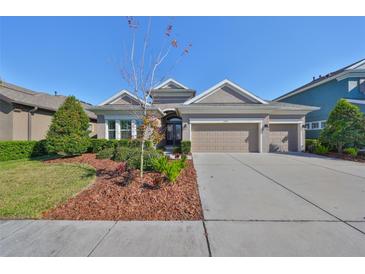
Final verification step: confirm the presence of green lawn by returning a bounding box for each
[0,158,96,218]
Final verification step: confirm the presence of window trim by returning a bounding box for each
[105,118,144,140]
[107,120,116,139]
[305,120,327,131]
[120,120,132,139]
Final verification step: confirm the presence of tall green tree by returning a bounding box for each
[46,96,90,155]
[320,99,365,153]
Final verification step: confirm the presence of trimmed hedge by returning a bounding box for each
[181,141,191,154]
[89,139,153,153]
[0,140,47,161]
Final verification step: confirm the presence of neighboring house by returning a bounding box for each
[275,59,365,139]
[90,79,318,153]
[0,81,97,141]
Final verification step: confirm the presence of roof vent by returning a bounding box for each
[312,76,316,81]
[54,91,58,96]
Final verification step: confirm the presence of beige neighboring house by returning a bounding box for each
[0,81,97,141]
[90,79,319,153]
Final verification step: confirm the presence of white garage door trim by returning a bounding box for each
[269,119,303,152]
[189,118,264,152]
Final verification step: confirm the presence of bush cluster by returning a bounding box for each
[151,155,187,182]
[114,146,163,171]
[343,147,359,157]
[305,139,319,153]
[0,140,48,161]
[313,144,329,155]
[181,141,191,154]
[96,147,115,159]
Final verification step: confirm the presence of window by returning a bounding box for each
[305,123,310,130]
[108,120,116,139]
[348,80,358,92]
[120,120,131,139]
[311,122,319,129]
[321,121,326,129]
[360,79,365,94]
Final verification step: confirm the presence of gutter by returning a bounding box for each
[28,106,38,141]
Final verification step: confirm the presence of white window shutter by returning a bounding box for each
[131,120,137,139]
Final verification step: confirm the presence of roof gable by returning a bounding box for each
[184,80,267,105]
[99,90,144,106]
[154,79,189,90]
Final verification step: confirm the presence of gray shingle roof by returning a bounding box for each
[275,58,365,101]
[0,81,96,119]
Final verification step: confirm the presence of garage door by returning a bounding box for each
[269,124,298,152]
[191,123,259,153]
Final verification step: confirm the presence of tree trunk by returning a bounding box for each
[140,106,147,179]
[337,143,343,154]
[140,139,145,178]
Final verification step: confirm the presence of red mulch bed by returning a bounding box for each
[325,152,365,163]
[42,154,203,221]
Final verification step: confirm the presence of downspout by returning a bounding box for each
[28,107,38,141]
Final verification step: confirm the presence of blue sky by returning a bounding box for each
[1,16,364,105]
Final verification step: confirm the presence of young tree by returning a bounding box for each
[120,17,191,179]
[46,96,90,155]
[320,99,365,153]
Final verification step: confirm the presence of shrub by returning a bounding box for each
[89,139,118,153]
[151,156,169,173]
[305,139,319,153]
[128,139,142,148]
[46,96,90,155]
[114,147,162,171]
[164,161,182,182]
[181,141,191,154]
[173,146,181,154]
[314,144,329,155]
[96,148,115,159]
[320,99,365,153]
[114,146,134,162]
[179,155,187,169]
[151,155,187,183]
[344,147,358,157]
[0,140,47,161]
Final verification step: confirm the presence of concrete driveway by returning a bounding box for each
[194,152,365,256]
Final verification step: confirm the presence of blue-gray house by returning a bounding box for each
[275,59,365,139]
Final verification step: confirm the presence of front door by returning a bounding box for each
[166,123,182,146]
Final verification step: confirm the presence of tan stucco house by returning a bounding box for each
[90,79,319,153]
[0,81,97,141]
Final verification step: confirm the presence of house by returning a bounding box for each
[275,59,365,139]
[90,79,318,153]
[0,81,97,141]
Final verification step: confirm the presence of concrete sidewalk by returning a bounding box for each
[0,220,209,256]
